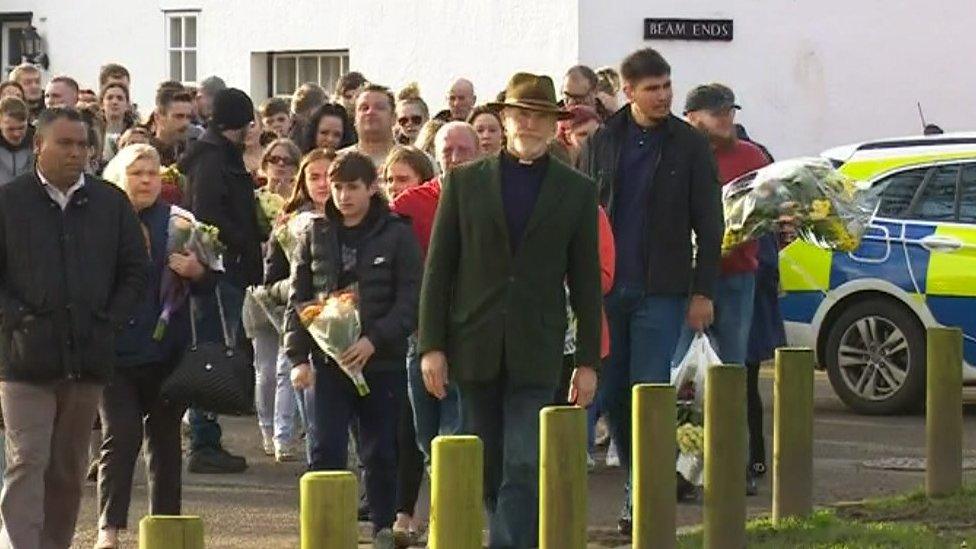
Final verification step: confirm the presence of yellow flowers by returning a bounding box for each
[721,157,876,254]
[677,423,704,455]
[810,199,832,220]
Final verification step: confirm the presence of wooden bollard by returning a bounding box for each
[138,516,204,549]
[926,327,963,497]
[772,347,815,523]
[704,365,746,549]
[299,471,358,549]
[632,384,676,549]
[430,435,483,549]
[539,406,587,549]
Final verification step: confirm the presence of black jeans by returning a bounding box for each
[745,360,766,469]
[97,363,185,529]
[311,361,405,531]
[396,394,424,517]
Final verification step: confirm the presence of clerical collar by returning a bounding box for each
[502,149,548,167]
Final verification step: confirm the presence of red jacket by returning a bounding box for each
[597,207,614,358]
[390,177,442,257]
[715,140,771,275]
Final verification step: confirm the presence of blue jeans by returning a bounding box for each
[673,272,757,366]
[295,385,317,464]
[405,337,462,465]
[459,378,553,549]
[189,280,245,452]
[253,330,297,447]
[311,361,405,532]
[602,287,687,513]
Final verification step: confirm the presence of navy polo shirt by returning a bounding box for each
[613,113,665,288]
[500,150,548,254]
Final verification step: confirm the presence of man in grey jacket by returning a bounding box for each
[0,97,33,186]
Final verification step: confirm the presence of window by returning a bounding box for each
[874,168,928,219]
[911,166,959,222]
[959,164,976,224]
[271,51,349,97]
[1,16,29,76]
[166,12,197,83]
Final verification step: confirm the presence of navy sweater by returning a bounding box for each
[499,150,547,254]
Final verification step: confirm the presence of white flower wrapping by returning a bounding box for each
[670,333,721,486]
[298,288,369,396]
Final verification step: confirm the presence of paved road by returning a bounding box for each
[69,368,976,548]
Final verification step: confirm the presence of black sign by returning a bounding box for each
[644,18,733,41]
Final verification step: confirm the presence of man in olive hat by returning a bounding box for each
[419,72,602,548]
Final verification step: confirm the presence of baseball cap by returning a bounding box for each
[684,83,741,114]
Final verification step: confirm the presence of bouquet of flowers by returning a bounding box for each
[670,333,721,486]
[721,157,876,255]
[242,285,286,337]
[298,287,369,396]
[273,211,317,263]
[255,188,287,237]
[160,164,187,205]
[154,207,226,340]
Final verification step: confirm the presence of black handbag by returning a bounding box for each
[160,287,254,415]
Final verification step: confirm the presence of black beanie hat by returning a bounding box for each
[211,88,254,130]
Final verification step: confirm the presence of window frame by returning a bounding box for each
[0,12,31,77]
[164,11,199,85]
[269,50,349,98]
[872,160,976,224]
[872,166,932,221]
[955,163,976,224]
[907,165,960,222]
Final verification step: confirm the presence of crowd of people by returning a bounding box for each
[0,45,786,549]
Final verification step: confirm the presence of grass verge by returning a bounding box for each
[676,485,976,548]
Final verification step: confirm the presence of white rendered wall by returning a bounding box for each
[9,0,969,159]
[579,0,974,158]
[3,0,166,114]
[7,0,580,118]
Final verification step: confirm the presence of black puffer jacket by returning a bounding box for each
[0,173,148,382]
[283,198,422,372]
[179,128,267,288]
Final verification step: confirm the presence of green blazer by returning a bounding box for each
[418,153,602,388]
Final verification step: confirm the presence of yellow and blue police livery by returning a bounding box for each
[780,133,976,414]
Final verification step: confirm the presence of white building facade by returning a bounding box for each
[2,0,973,158]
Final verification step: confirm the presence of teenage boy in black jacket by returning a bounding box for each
[286,151,422,546]
[577,48,723,533]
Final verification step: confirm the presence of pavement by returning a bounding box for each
[68,367,976,548]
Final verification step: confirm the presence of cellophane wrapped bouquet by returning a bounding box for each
[154,207,225,340]
[298,287,369,396]
[255,188,287,237]
[722,157,877,255]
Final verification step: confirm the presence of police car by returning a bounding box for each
[780,133,976,414]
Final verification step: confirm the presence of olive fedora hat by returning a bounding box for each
[488,72,572,120]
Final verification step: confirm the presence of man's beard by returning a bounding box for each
[693,122,737,149]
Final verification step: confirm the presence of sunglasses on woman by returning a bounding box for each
[266,155,297,166]
[397,115,424,126]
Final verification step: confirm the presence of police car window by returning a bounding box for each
[874,168,928,218]
[959,164,976,223]
[911,166,959,221]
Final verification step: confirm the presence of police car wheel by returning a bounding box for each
[824,298,925,415]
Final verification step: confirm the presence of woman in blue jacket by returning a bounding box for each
[93,144,214,549]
